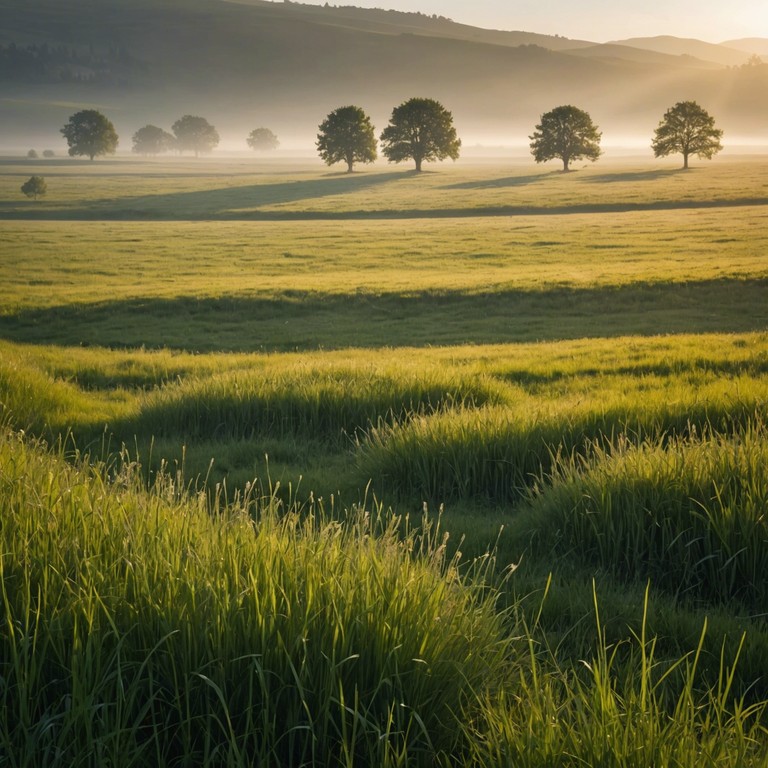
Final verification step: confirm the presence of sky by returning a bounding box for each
[298,0,768,43]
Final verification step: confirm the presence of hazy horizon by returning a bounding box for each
[3,0,767,154]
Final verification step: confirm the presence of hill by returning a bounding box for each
[722,38,768,57]
[223,0,597,50]
[608,35,751,66]
[1,0,766,150]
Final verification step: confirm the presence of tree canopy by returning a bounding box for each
[316,106,377,172]
[651,101,723,169]
[380,97,460,172]
[172,115,219,156]
[60,109,119,161]
[132,124,175,155]
[529,105,601,172]
[21,175,47,200]
[247,127,280,151]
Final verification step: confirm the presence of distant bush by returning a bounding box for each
[26,148,37,158]
[20,175,47,200]
[42,149,55,158]
[246,126,279,151]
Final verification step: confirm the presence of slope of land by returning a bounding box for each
[608,34,752,65]
[723,37,768,56]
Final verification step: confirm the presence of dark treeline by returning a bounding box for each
[0,42,141,85]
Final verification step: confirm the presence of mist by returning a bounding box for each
[2,0,766,158]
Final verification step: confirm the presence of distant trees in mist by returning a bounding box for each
[54,98,725,171]
[651,101,723,169]
[315,98,461,173]
[316,106,376,172]
[132,124,175,156]
[529,105,602,172]
[247,127,280,151]
[380,98,461,172]
[60,109,118,161]
[172,115,220,157]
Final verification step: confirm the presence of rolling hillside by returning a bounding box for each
[724,37,768,56]
[607,35,753,66]
[1,0,766,150]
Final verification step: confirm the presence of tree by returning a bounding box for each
[132,124,175,156]
[651,100,723,169]
[27,149,38,159]
[42,149,55,158]
[380,97,460,172]
[529,105,601,172]
[316,106,376,172]
[60,109,119,160]
[247,127,280,152]
[21,175,47,200]
[171,115,219,156]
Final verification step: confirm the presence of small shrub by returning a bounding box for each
[20,175,47,200]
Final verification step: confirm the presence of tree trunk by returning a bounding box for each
[346,159,353,173]
[683,153,689,169]
[415,157,422,172]
[562,157,570,172]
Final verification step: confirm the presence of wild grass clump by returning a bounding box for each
[357,392,766,504]
[0,354,98,434]
[526,419,768,608]
[121,365,502,445]
[3,429,767,766]
[0,427,510,767]
[464,590,768,768]
[0,356,61,432]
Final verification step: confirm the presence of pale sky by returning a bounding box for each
[302,0,768,42]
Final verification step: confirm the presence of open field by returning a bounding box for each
[3,155,768,219]
[2,158,767,350]
[1,156,768,765]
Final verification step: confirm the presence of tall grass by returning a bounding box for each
[121,365,503,444]
[3,427,767,766]
[357,383,767,504]
[524,419,768,609]
[464,588,768,767]
[0,353,125,436]
[0,427,511,766]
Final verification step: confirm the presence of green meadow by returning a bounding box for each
[1,155,767,766]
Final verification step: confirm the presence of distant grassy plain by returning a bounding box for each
[2,157,767,349]
[2,154,768,765]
